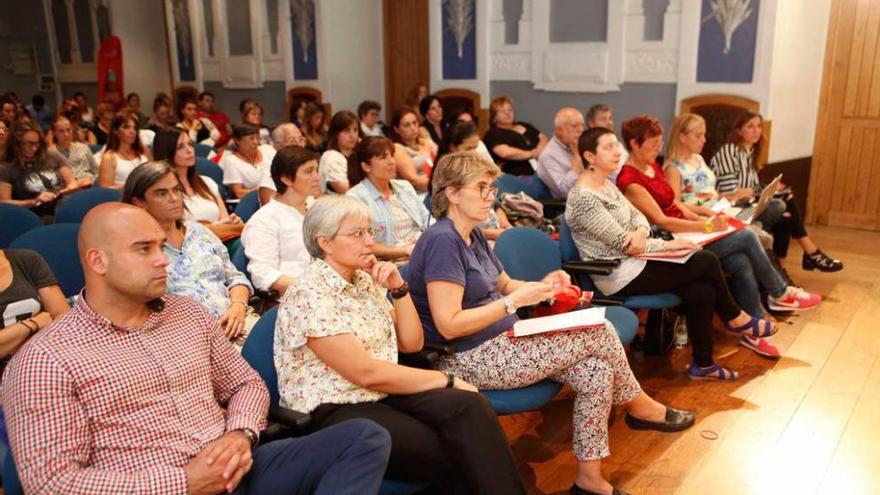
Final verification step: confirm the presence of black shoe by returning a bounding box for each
[570,484,631,495]
[802,249,843,272]
[624,407,695,433]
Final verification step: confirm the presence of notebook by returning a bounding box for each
[507,307,606,338]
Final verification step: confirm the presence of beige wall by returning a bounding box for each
[110,0,172,103]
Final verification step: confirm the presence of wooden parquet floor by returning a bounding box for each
[500,225,880,495]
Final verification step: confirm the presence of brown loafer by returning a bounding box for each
[624,407,695,433]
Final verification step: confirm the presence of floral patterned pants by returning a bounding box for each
[438,321,641,461]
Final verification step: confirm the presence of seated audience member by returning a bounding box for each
[92,101,115,145]
[275,194,525,494]
[152,128,243,240]
[537,107,586,199]
[0,248,69,370]
[241,101,273,145]
[0,120,79,215]
[2,202,392,495]
[347,137,430,262]
[74,92,95,125]
[358,100,384,137]
[222,123,273,198]
[257,123,306,205]
[483,96,548,176]
[567,127,780,380]
[301,103,328,153]
[146,96,173,133]
[319,111,360,194]
[242,146,319,295]
[49,114,97,187]
[1,98,17,124]
[198,91,232,147]
[289,98,307,127]
[125,92,147,128]
[444,108,493,163]
[389,106,436,193]
[97,110,150,189]
[438,121,511,240]
[123,161,254,346]
[586,104,628,183]
[176,96,220,147]
[407,151,694,495]
[25,95,52,133]
[419,95,444,145]
[710,111,843,272]
[404,82,429,118]
[618,115,819,355]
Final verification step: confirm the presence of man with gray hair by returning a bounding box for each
[536,107,586,199]
[258,123,307,204]
[586,103,628,182]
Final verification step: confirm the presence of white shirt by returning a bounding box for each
[319,149,348,193]
[241,198,311,292]
[184,176,222,222]
[360,122,384,137]
[221,144,275,189]
[139,129,155,149]
[257,145,279,192]
[112,153,149,185]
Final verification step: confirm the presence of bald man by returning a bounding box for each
[2,202,390,494]
[536,107,586,199]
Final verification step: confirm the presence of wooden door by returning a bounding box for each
[808,0,880,230]
[382,0,429,117]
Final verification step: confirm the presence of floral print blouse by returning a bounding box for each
[164,221,252,316]
[274,259,396,413]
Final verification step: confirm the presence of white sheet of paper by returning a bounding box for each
[511,307,606,338]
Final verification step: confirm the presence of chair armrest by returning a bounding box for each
[423,343,456,356]
[399,342,456,369]
[268,405,311,428]
[562,261,615,276]
[538,198,567,208]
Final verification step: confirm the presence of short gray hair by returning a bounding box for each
[303,195,372,259]
[271,123,299,145]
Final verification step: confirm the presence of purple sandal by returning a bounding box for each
[725,316,778,339]
[687,363,739,381]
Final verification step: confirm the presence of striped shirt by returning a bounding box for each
[2,295,269,494]
[565,181,666,295]
[709,143,760,194]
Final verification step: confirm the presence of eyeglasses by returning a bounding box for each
[22,139,40,148]
[336,227,374,240]
[460,184,498,200]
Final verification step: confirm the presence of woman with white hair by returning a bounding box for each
[274,194,525,494]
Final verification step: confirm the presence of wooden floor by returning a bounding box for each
[500,225,880,495]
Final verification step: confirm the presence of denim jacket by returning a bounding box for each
[348,178,431,246]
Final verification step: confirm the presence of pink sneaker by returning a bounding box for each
[740,335,781,358]
[768,286,822,312]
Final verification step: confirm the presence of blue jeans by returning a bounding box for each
[705,228,788,317]
[233,419,391,495]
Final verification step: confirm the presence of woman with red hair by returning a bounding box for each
[616,115,820,358]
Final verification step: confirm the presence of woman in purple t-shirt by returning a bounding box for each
[407,151,694,495]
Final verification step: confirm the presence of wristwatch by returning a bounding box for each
[240,428,258,447]
[502,296,517,315]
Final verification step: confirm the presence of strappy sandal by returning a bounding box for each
[687,363,739,381]
[725,315,778,338]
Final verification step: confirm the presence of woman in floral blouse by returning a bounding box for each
[274,195,525,495]
[123,161,255,346]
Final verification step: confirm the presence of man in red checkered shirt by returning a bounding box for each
[2,203,391,494]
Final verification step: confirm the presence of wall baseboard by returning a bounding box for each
[760,156,811,218]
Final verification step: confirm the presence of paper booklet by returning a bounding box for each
[636,246,700,264]
[671,217,747,247]
[508,307,606,338]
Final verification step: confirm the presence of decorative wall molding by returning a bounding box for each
[625,50,678,82]
[490,52,530,80]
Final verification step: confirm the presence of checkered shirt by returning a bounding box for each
[1,294,269,494]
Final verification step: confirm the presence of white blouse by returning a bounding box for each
[241,198,312,292]
[184,176,223,222]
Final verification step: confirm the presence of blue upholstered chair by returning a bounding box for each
[0,204,42,248]
[558,217,682,310]
[234,190,261,222]
[195,157,227,199]
[241,307,428,495]
[193,143,214,158]
[54,188,122,224]
[9,224,84,298]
